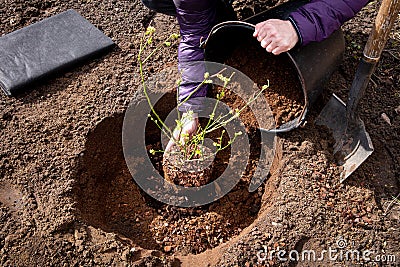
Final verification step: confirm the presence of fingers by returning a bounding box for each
[253,19,299,55]
[179,131,190,147]
[265,39,285,55]
[179,118,198,145]
[165,127,180,152]
[261,38,272,49]
[269,45,286,55]
[254,22,282,55]
[165,130,190,152]
[165,139,175,152]
[254,21,269,42]
[165,115,199,152]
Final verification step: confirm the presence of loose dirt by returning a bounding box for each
[162,145,214,187]
[75,113,264,256]
[224,40,304,126]
[0,0,399,266]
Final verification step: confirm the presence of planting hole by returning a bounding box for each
[73,111,264,255]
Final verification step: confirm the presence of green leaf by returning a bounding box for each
[145,26,156,36]
[235,131,243,136]
[169,33,180,40]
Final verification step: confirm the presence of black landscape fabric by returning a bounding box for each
[0,9,115,96]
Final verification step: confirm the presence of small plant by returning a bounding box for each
[138,26,268,164]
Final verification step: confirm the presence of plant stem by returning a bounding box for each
[138,34,174,140]
[205,85,267,134]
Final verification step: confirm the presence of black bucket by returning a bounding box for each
[203,1,345,132]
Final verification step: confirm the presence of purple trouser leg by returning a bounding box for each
[142,0,217,112]
[174,0,216,112]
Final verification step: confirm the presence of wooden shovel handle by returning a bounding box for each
[363,0,400,61]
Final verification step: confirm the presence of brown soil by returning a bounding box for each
[1,0,399,266]
[75,114,263,256]
[137,112,264,255]
[224,40,304,126]
[162,145,214,187]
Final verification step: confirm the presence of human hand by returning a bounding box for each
[253,19,299,55]
[165,112,199,152]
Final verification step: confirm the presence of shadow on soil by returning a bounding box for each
[72,107,263,253]
[72,113,164,250]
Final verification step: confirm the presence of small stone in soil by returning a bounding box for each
[381,113,391,125]
[163,246,173,253]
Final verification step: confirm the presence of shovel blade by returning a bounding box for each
[316,94,374,182]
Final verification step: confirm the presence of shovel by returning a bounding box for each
[316,0,400,183]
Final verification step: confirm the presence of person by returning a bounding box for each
[141,0,369,148]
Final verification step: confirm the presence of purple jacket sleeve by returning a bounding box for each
[174,0,216,112]
[289,0,369,46]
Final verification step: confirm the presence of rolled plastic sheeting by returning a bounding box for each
[0,9,115,96]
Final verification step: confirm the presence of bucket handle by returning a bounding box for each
[200,21,256,48]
